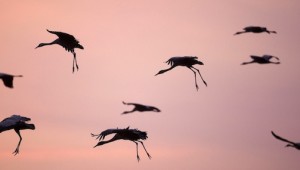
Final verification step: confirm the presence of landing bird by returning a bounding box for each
[36,29,84,73]
[122,101,160,114]
[234,26,277,35]
[271,131,300,150]
[0,115,35,155]
[241,55,280,65]
[0,72,23,88]
[155,56,207,91]
[91,127,151,161]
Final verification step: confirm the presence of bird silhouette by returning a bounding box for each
[234,26,277,35]
[241,55,280,65]
[155,56,207,90]
[122,101,160,114]
[0,115,35,155]
[91,127,151,161]
[271,131,300,150]
[0,72,23,88]
[36,29,84,73]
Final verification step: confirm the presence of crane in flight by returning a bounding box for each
[241,55,280,65]
[36,29,84,73]
[0,115,35,155]
[91,126,151,161]
[155,56,207,91]
[0,72,22,88]
[271,131,300,150]
[234,26,277,35]
[122,101,160,114]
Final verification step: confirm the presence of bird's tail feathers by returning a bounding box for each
[76,44,84,49]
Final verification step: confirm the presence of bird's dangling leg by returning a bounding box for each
[72,52,79,73]
[192,66,207,87]
[13,129,22,155]
[134,141,140,162]
[188,67,199,91]
[139,141,151,159]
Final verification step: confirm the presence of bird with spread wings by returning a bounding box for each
[36,29,84,73]
[91,127,151,161]
[0,115,35,155]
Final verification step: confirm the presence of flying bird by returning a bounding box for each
[122,101,160,114]
[0,115,35,155]
[271,131,300,150]
[234,26,277,35]
[0,72,23,88]
[155,56,207,90]
[36,29,84,73]
[91,127,151,161]
[241,55,280,65]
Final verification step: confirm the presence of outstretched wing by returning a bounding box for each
[166,56,198,66]
[250,55,262,60]
[271,131,295,144]
[0,115,31,131]
[262,55,279,61]
[47,29,79,43]
[91,127,129,141]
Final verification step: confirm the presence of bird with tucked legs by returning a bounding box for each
[0,115,35,155]
[91,127,151,161]
[241,55,280,65]
[36,29,84,73]
[271,131,300,150]
[234,26,277,35]
[122,101,160,114]
[0,72,22,88]
[155,56,207,91]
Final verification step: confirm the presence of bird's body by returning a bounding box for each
[155,56,207,90]
[0,72,23,88]
[0,115,35,155]
[234,26,277,35]
[36,29,84,73]
[241,55,280,65]
[91,127,151,161]
[122,101,160,114]
[271,131,300,150]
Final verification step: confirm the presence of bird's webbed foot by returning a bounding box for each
[137,155,140,162]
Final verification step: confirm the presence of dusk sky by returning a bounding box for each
[1,0,300,169]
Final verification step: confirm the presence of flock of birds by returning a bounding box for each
[1,26,297,162]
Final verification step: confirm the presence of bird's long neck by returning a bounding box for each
[36,39,59,48]
[155,65,176,76]
[241,61,254,65]
[234,31,245,35]
[266,30,277,34]
[94,135,121,148]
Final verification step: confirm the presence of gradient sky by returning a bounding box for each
[1,0,300,169]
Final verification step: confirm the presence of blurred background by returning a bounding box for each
[1,0,300,169]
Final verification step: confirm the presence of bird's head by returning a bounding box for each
[155,70,167,76]
[94,141,105,148]
[35,43,46,49]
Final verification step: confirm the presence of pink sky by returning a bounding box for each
[1,0,300,169]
